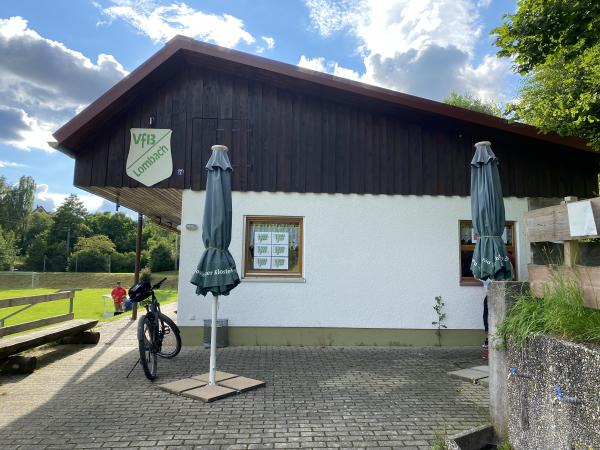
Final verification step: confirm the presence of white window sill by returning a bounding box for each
[241,277,306,283]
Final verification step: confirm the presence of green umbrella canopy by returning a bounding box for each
[190,145,240,296]
[470,141,512,281]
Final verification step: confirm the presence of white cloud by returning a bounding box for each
[0,16,128,151]
[305,0,513,102]
[298,55,326,72]
[261,36,275,49]
[0,159,26,168]
[297,55,362,83]
[102,1,255,48]
[332,63,361,81]
[35,184,106,213]
[0,105,54,151]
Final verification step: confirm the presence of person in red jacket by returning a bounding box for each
[111,281,127,314]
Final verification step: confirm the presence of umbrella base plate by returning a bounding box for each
[182,384,236,402]
[159,373,266,402]
[159,378,207,394]
[191,371,237,383]
[219,376,266,392]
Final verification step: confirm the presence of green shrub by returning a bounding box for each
[496,271,600,348]
[68,249,110,272]
[111,252,136,272]
[149,241,174,272]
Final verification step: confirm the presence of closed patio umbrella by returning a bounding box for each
[190,145,240,385]
[470,141,512,281]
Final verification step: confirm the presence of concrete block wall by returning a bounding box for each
[506,336,600,449]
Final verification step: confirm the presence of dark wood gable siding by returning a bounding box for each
[74,66,599,199]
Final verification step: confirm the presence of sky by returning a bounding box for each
[0,0,519,215]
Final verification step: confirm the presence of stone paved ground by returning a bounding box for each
[0,307,488,449]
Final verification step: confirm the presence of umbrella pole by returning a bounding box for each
[209,294,219,385]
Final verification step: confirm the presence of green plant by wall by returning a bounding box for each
[432,295,447,347]
[496,271,600,349]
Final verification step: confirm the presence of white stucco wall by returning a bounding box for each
[176,191,529,330]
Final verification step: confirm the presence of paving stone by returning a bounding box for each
[159,378,207,394]
[190,371,238,382]
[0,302,489,449]
[218,376,266,392]
[447,367,489,382]
[181,384,236,402]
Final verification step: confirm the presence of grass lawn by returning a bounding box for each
[0,288,178,327]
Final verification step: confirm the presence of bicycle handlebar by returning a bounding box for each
[153,277,167,290]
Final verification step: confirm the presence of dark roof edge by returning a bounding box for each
[54,35,593,153]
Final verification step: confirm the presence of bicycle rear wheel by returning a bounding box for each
[137,314,158,380]
[157,313,182,359]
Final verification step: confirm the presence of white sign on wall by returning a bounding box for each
[254,231,272,245]
[253,231,290,270]
[126,128,173,187]
[272,257,288,270]
[254,257,271,270]
[272,232,289,245]
[255,244,271,256]
[568,200,598,237]
[272,245,288,257]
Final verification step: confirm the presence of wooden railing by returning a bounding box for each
[0,290,76,338]
[526,196,600,310]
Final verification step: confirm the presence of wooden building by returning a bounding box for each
[54,36,599,346]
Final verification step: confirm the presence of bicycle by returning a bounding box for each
[128,277,182,380]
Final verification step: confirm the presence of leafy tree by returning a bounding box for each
[86,212,136,253]
[25,231,49,271]
[23,211,53,252]
[69,235,115,272]
[50,194,90,254]
[493,0,600,149]
[0,227,18,270]
[148,240,174,272]
[442,91,503,117]
[493,1,600,74]
[111,252,136,273]
[0,175,36,246]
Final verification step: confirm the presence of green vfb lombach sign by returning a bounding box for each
[126,128,173,187]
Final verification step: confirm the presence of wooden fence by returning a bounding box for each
[0,290,75,338]
[526,196,600,310]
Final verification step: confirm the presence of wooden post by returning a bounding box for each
[563,196,580,268]
[132,213,143,320]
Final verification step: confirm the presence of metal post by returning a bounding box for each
[132,213,143,321]
[209,294,219,386]
[75,255,78,272]
[43,255,46,273]
[108,254,111,273]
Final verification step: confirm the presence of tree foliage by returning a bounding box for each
[148,240,174,272]
[23,211,53,252]
[49,194,90,253]
[493,0,600,74]
[87,212,136,253]
[0,175,36,245]
[0,227,18,270]
[442,91,503,117]
[493,0,600,149]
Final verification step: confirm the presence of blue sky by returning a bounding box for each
[0,0,518,214]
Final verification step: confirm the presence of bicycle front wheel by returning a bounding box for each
[137,314,158,380]
[157,313,182,359]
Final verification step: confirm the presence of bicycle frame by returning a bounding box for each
[144,293,163,354]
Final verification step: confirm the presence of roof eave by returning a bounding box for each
[53,35,593,154]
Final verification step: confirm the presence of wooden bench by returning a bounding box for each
[0,290,99,373]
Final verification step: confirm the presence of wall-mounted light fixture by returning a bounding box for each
[185,223,198,231]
